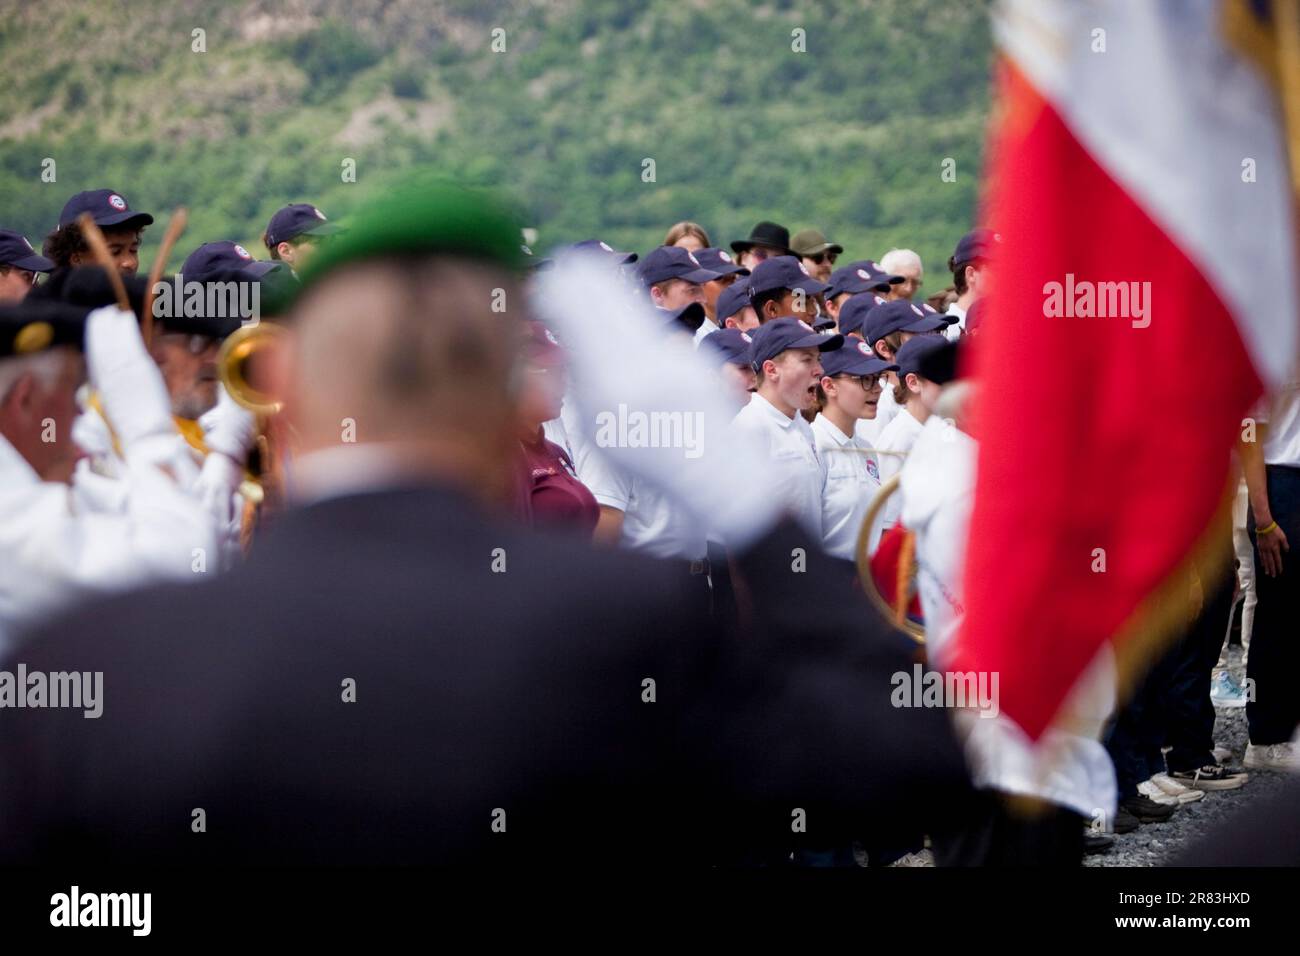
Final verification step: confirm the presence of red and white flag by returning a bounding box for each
[952,0,1299,740]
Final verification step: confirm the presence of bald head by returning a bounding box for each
[284,256,526,498]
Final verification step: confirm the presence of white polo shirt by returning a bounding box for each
[569,437,707,561]
[692,317,720,347]
[875,405,926,529]
[731,392,824,539]
[812,414,883,560]
[855,382,899,446]
[1262,379,1300,468]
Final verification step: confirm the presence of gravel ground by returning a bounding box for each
[1085,646,1292,867]
[1083,705,1291,866]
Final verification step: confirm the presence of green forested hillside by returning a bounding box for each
[0,0,993,273]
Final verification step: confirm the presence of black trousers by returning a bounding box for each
[1164,562,1235,772]
[931,789,1084,867]
[1247,465,1300,744]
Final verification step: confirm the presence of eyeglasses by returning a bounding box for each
[838,373,882,390]
[0,266,37,286]
[161,332,219,355]
[807,251,839,265]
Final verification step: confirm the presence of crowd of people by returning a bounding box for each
[0,185,1296,866]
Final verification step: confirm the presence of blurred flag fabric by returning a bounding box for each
[951,0,1300,740]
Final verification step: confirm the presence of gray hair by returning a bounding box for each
[880,248,923,275]
[0,349,65,404]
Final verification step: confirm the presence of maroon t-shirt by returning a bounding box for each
[519,431,599,537]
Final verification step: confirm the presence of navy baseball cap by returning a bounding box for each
[638,245,720,286]
[0,229,54,272]
[951,227,1000,269]
[863,299,946,345]
[836,293,887,337]
[748,255,829,296]
[715,277,753,325]
[917,337,963,385]
[820,338,898,378]
[566,238,638,265]
[692,247,749,277]
[826,261,881,298]
[748,316,843,371]
[700,328,753,367]
[265,203,343,248]
[660,301,706,333]
[57,189,154,230]
[895,334,953,379]
[181,241,277,280]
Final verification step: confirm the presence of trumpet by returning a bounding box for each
[218,322,285,415]
[218,322,288,530]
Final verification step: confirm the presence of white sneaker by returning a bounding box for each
[887,849,933,867]
[1138,781,1180,806]
[1210,671,1247,708]
[1149,772,1205,804]
[1245,742,1300,772]
[1212,746,1234,764]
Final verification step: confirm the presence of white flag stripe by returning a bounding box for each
[996,0,1297,387]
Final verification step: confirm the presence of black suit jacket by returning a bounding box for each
[0,484,967,864]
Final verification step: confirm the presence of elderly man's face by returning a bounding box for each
[0,349,85,482]
[151,332,222,420]
[891,264,923,300]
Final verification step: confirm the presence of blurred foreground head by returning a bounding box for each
[284,182,527,502]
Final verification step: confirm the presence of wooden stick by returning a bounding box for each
[76,213,131,313]
[141,207,188,347]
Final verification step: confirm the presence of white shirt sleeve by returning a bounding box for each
[0,437,219,652]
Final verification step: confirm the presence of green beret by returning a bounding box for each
[294,181,525,297]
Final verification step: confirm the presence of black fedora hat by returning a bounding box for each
[730,220,791,256]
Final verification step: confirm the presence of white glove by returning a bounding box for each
[202,384,257,465]
[85,305,175,448]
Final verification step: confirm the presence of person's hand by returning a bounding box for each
[85,305,174,447]
[1257,521,1289,577]
[202,386,257,466]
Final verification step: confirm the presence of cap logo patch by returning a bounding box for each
[599,241,613,252]
[313,207,327,220]
[856,340,873,356]
[14,321,53,355]
[688,252,700,266]
[797,319,815,332]
[797,261,810,276]
[544,329,559,345]
[870,261,881,271]
[234,244,251,259]
[719,251,732,263]
[911,304,923,316]
[108,194,127,211]
[740,332,752,342]
[22,237,34,252]
[856,268,871,280]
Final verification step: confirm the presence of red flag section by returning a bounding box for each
[948,62,1265,740]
